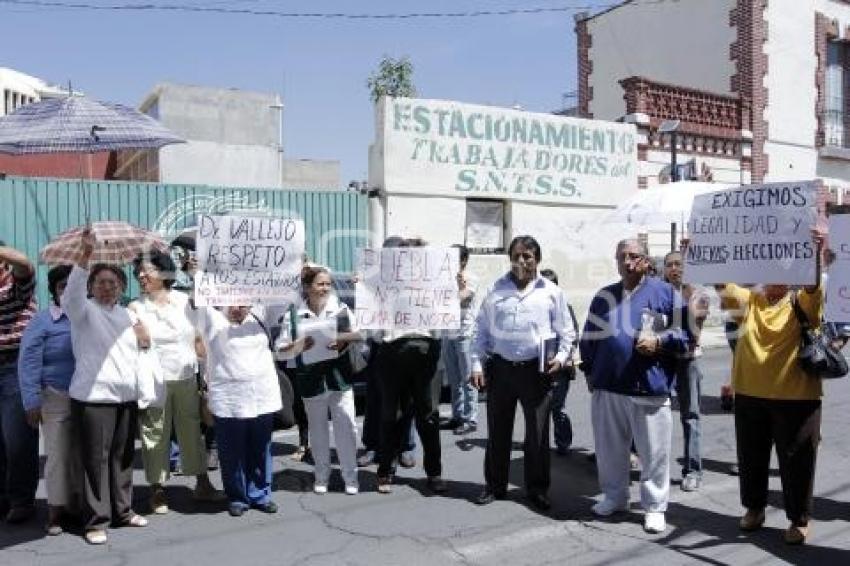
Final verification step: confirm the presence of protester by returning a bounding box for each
[579,239,688,534]
[276,266,361,494]
[0,242,39,525]
[185,257,282,517]
[17,265,79,534]
[711,229,826,545]
[539,268,579,455]
[472,236,577,510]
[130,250,223,515]
[662,251,709,492]
[63,230,149,544]
[357,237,418,469]
[375,237,445,494]
[441,244,478,435]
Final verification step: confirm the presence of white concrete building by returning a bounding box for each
[0,67,68,116]
[576,0,850,205]
[115,82,339,190]
[368,97,639,317]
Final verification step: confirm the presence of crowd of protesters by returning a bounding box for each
[0,224,832,546]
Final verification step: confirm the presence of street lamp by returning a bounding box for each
[658,119,681,182]
[658,119,681,250]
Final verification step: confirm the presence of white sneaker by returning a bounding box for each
[313,484,328,495]
[591,498,628,517]
[644,512,666,534]
[345,485,359,495]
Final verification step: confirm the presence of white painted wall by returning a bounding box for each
[382,193,623,323]
[587,0,736,120]
[159,141,281,188]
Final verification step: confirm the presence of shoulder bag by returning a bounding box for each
[791,292,848,379]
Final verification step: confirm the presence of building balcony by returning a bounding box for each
[819,109,850,160]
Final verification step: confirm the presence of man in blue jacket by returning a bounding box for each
[579,239,688,534]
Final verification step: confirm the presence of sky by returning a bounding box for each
[0,0,618,185]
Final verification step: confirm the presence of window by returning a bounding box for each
[825,41,846,147]
[464,199,505,253]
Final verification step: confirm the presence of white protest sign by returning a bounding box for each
[194,214,304,306]
[354,247,461,330]
[298,318,338,366]
[826,214,850,322]
[683,181,819,285]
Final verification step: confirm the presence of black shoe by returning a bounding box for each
[440,417,462,430]
[426,476,447,493]
[475,488,506,505]
[228,503,247,517]
[527,492,551,511]
[252,501,278,514]
[453,422,477,435]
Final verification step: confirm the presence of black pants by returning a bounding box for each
[363,346,415,455]
[484,356,552,495]
[377,337,441,478]
[72,400,137,530]
[735,393,821,525]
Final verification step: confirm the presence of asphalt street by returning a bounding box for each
[2,345,850,565]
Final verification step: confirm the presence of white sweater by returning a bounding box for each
[63,266,140,404]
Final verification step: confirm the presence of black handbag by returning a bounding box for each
[791,292,849,379]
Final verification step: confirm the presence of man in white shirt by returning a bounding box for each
[471,236,576,511]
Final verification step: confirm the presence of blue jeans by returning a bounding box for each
[675,359,703,477]
[442,336,478,424]
[551,373,572,452]
[215,413,274,507]
[0,363,39,508]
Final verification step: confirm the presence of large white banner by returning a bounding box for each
[826,214,850,322]
[683,181,819,285]
[194,214,304,306]
[372,97,637,206]
[354,247,461,330]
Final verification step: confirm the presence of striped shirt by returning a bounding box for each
[0,268,38,366]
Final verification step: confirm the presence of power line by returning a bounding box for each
[0,0,628,19]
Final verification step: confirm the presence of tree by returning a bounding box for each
[367,56,416,104]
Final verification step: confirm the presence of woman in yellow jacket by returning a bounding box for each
[716,230,825,545]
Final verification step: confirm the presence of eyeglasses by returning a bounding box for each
[618,252,646,261]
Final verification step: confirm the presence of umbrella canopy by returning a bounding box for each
[0,95,184,155]
[602,181,735,229]
[40,221,169,266]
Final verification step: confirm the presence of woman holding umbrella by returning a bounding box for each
[62,228,150,545]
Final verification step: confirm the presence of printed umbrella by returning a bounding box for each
[40,221,169,266]
[0,94,185,221]
[603,181,735,229]
[0,95,184,154]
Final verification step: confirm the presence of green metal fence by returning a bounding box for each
[0,177,369,306]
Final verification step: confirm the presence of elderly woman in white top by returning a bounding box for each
[62,229,149,545]
[129,250,223,515]
[184,278,282,517]
[276,266,362,495]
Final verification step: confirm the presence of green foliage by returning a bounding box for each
[367,56,416,104]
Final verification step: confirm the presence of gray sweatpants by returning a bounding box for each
[591,389,672,513]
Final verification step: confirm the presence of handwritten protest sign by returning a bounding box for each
[826,214,850,322]
[683,181,818,285]
[194,214,304,306]
[354,247,461,330]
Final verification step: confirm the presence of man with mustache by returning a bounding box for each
[471,235,577,511]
